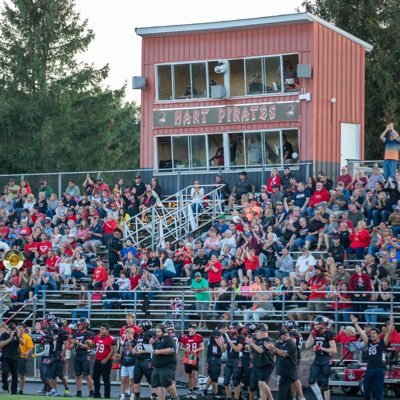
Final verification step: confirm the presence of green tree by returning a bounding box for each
[0,0,140,173]
[301,0,400,159]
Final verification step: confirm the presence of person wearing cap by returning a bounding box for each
[0,322,25,394]
[268,329,299,400]
[180,324,204,399]
[202,322,228,398]
[38,179,53,199]
[213,215,229,234]
[246,323,274,400]
[190,273,210,329]
[150,324,179,400]
[327,235,346,263]
[380,122,400,180]
[132,174,146,198]
[306,265,329,319]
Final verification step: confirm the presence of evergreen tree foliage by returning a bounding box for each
[0,0,140,173]
[301,0,400,159]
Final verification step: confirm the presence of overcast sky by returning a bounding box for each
[74,0,304,104]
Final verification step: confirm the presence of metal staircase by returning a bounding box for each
[123,184,225,249]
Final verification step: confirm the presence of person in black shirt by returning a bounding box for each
[231,171,254,201]
[147,251,161,274]
[150,324,178,400]
[240,323,256,400]
[351,314,394,400]
[0,321,23,394]
[107,229,123,276]
[70,318,95,398]
[305,316,337,400]
[223,322,246,400]
[132,175,146,198]
[284,321,306,400]
[192,249,210,279]
[203,322,228,398]
[269,329,298,400]
[328,235,346,262]
[246,323,274,400]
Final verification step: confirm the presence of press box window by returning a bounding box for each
[157,62,208,101]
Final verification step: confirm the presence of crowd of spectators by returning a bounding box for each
[0,164,400,332]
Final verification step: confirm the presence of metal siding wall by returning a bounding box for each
[312,24,366,169]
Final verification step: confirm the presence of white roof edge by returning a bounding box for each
[306,13,373,52]
[135,12,373,52]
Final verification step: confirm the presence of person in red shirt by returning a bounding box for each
[45,249,60,275]
[0,218,10,244]
[24,235,37,254]
[306,266,328,320]
[347,221,371,259]
[90,324,116,399]
[265,168,282,194]
[102,215,118,241]
[36,233,52,262]
[89,259,108,290]
[19,219,31,237]
[242,248,259,282]
[307,182,330,216]
[120,313,140,341]
[337,166,353,190]
[335,326,357,361]
[204,254,222,305]
[180,324,205,399]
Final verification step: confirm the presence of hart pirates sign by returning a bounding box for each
[153,101,299,128]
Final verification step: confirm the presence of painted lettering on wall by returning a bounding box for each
[154,101,298,128]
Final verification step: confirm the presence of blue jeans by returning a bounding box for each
[372,209,390,225]
[254,267,275,279]
[275,270,290,280]
[347,247,365,259]
[191,202,203,214]
[364,307,390,324]
[383,159,397,181]
[222,270,239,282]
[363,367,385,400]
[156,269,176,284]
[33,283,56,297]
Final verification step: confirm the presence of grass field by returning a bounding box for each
[0,396,81,400]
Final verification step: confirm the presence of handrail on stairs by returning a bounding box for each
[3,295,39,325]
[123,184,225,250]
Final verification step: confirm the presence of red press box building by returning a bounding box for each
[134,12,372,192]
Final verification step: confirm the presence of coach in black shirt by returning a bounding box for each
[151,324,178,400]
[269,329,298,400]
[0,321,24,394]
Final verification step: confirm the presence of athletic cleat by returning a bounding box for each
[64,388,70,397]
